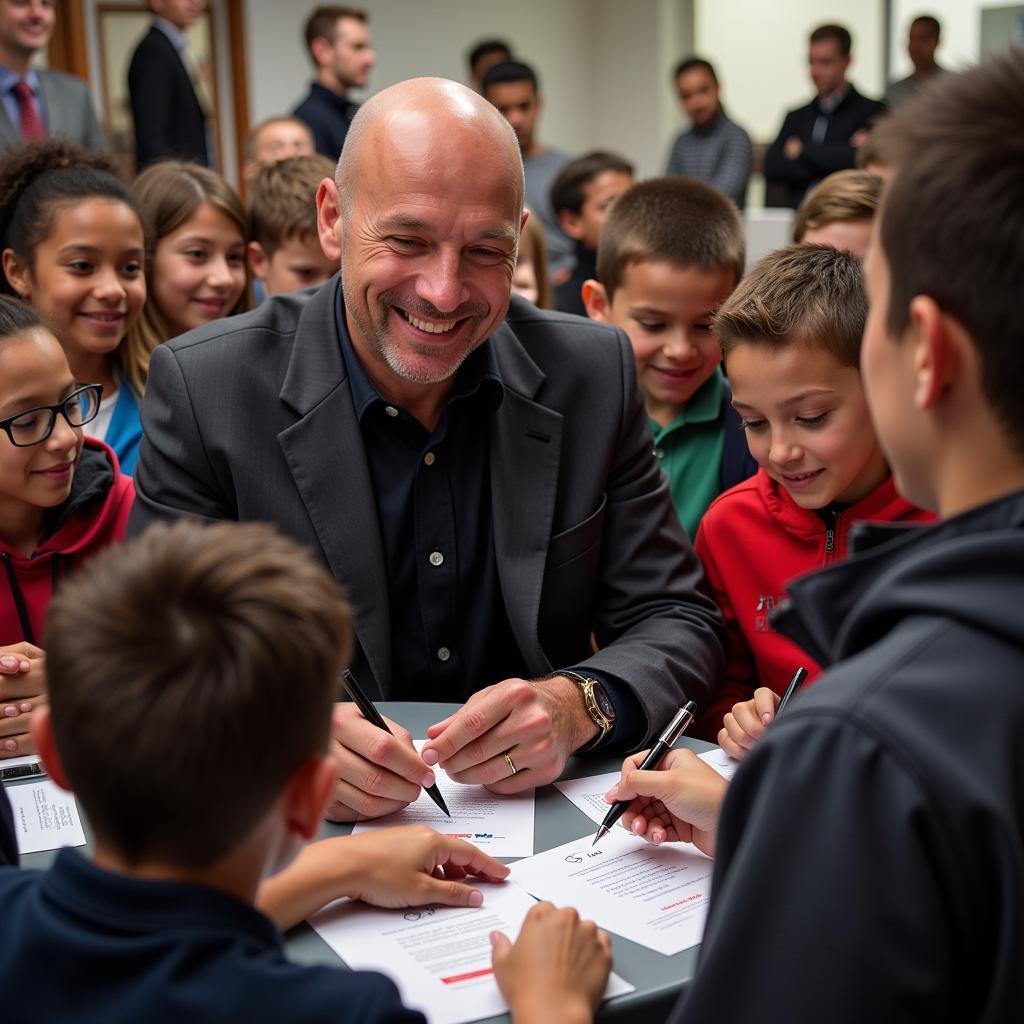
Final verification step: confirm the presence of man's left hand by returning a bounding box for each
[784,135,803,159]
[421,677,597,793]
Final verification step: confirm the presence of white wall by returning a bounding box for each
[242,0,687,179]
[694,0,885,144]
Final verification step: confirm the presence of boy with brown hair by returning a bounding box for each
[0,520,610,1022]
[549,150,633,316]
[694,244,930,748]
[247,154,338,296]
[583,177,756,538]
[792,168,881,259]
[608,52,1024,1022]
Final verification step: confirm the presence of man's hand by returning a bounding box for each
[421,676,596,793]
[491,902,611,1024]
[325,702,439,822]
[0,643,46,758]
[784,135,803,160]
[257,827,511,931]
[718,687,780,761]
[605,747,727,857]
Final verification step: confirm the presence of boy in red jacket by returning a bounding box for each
[694,244,931,750]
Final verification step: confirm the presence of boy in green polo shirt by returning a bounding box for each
[582,178,754,537]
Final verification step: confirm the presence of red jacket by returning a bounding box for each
[0,440,134,646]
[694,468,934,739]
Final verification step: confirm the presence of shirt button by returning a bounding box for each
[384,405,399,418]
[429,550,444,567]
[653,447,665,460]
[437,647,451,662]
[424,452,435,466]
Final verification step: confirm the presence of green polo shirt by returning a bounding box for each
[649,368,726,540]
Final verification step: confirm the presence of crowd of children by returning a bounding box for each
[0,50,1022,1024]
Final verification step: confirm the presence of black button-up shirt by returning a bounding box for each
[337,294,528,701]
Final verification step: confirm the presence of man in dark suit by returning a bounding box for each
[127,0,209,168]
[0,0,106,152]
[130,78,724,822]
[764,24,885,209]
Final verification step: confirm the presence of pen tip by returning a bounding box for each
[592,827,608,846]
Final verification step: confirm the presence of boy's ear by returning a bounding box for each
[246,241,269,282]
[909,294,961,412]
[30,707,72,792]
[557,209,585,241]
[2,248,32,300]
[316,178,343,263]
[582,279,610,322]
[282,755,336,841]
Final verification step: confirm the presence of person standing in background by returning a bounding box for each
[127,0,210,169]
[482,60,573,282]
[293,5,375,159]
[885,15,944,109]
[764,24,885,209]
[466,38,512,93]
[0,0,105,153]
[665,58,752,209]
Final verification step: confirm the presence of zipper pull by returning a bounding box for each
[825,528,835,553]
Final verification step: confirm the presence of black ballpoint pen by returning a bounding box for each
[775,666,808,719]
[593,700,698,845]
[342,670,451,817]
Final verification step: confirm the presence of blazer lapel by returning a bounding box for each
[37,72,69,140]
[277,280,392,695]
[489,323,563,675]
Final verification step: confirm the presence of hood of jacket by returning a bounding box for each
[773,487,1024,667]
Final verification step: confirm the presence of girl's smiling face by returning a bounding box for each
[4,198,146,363]
[152,202,247,338]
[0,329,84,535]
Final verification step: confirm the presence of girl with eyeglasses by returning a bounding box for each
[0,297,134,760]
[0,140,149,474]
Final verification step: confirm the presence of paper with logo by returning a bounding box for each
[309,881,634,1024]
[8,779,86,855]
[554,748,737,829]
[350,742,535,857]
[510,830,713,955]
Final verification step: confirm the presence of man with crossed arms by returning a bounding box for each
[129,78,723,820]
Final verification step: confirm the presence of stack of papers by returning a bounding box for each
[309,882,634,1024]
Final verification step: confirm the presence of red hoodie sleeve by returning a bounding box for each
[694,516,760,741]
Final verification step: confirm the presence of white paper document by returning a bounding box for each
[698,746,739,780]
[510,830,713,955]
[351,742,535,857]
[309,882,634,1024]
[7,779,86,855]
[554,770,621,825]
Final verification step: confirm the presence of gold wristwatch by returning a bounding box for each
[562,671,616,752]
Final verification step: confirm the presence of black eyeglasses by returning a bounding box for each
[0,384,103,447]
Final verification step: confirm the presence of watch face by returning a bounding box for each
[593,683,615,719]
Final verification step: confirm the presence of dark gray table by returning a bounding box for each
[286,703,711,1022]
[13,701,712,1022]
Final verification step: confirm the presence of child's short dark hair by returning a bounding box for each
[596,177,744,298]
[673,57,717,83]
[44,520,352,868]
[793,170,881,242]
[0,294,45,342]
[716,244,866,369]
[481,60,538,96]
[549,151,633,218]
[872,51,1024,454]
[249,154,337,255]
[468,39,512,75]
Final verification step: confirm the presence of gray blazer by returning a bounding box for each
[0,69,106,152]
[130,282,725,745]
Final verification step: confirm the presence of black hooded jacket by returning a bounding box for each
[672,488,1024,1022]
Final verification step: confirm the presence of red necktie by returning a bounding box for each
[11,80,44,141]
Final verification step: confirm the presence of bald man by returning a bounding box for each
[130,78,723,822]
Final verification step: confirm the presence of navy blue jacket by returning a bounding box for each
[0,849,424,1023]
